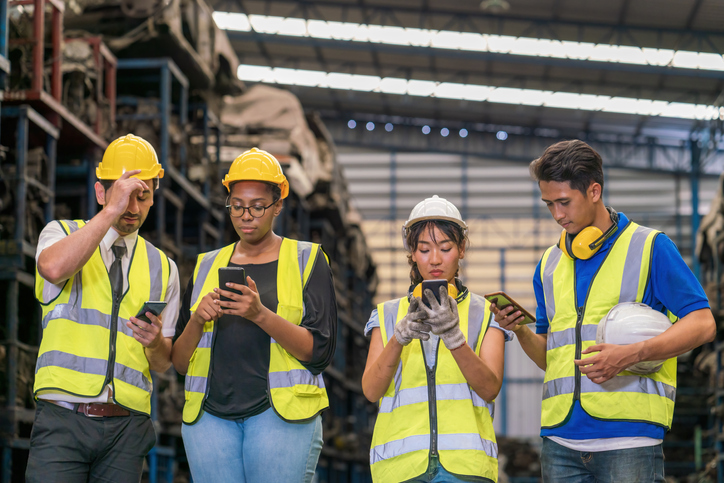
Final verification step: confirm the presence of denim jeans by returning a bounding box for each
[541,437,665,483]
[406,456,493,483]
[182,408,323,483]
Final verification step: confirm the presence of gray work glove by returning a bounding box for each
[422,286,466,351]
[394,297,432,346]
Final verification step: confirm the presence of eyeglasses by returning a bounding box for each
[225,201,276,218]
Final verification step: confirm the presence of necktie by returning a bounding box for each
[109,242,127,299]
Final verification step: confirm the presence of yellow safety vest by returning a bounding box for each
[370,292,498,483]
[34,219,170,415]
[540,221,677,430]
[183,237,329,424]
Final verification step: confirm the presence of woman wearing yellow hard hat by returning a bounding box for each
[171,148,336,482]
[362,195,511,483]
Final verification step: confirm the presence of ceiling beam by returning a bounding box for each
[228,30,724,85]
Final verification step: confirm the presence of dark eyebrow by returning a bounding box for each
[417,238,453,245]
[541,196,569,203]
[230,197,269,203]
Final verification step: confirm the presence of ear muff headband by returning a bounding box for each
[558,207,619,260]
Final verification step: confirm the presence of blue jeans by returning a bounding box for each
[406,456,493,482]
[182,408,323,483]
[541,438,665,483]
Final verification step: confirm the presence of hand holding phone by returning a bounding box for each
[420,279,448,308]
[483,291,535,325]
[218,267,247,302]
[135,301,168,324]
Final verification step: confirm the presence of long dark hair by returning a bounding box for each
[405,220,468,285]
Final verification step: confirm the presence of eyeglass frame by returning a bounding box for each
[225,199,277,218]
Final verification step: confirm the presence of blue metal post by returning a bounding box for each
[690,139,701,280]
[461,155,468,280]
[45,132,57,222]
[87,157,97,218]
[179,83,188,176]
[160,64,170,172]
[390,151,397,300]
[499,248,507,435]
[0,0,8,87]
[148,373,158,483]
[155,64,171,249]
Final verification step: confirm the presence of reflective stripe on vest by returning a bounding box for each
[183,238,329,424]
[371,433,498,465]
[543,375,676,402]
[34,220,168,414]
[370,292,498,482]
[379,382,495,417]
[540,222,676,429]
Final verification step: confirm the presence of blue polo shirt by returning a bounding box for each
[534,212,709,440]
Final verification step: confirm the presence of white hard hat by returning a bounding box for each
[595,302,672,374]
[402,195,468,249]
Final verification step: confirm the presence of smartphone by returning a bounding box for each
[483,291,536,325]
[421,279,448,308]
[218,267,247,302]
[135,301,168,324]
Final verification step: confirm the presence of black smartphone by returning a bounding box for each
[135,301,168,324]
[421,279,448,308]
[218,267,247,302]
[483,291,536,325]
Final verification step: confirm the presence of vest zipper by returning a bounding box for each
[420,338,440,457]
[570,222,629,403]
[573,305,583,401]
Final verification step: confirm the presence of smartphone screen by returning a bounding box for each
[135,301,168,324]
[483,291,536,325]
[218,267,246,302]
[421,279,448,308]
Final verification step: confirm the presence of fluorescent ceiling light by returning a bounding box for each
[215,11,724,72]
[237,64,723,121]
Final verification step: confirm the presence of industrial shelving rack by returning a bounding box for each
[0,104,58,483]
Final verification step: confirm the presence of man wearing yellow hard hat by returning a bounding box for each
[171,148,337,482]
[27,134,180,483]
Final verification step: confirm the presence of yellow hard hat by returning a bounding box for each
[222,147,289,198]
[96,134,164,180]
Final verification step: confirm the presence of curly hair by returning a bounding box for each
[405,219,468,285]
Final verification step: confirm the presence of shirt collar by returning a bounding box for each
[595,211,630,255]
[100,226,138,255]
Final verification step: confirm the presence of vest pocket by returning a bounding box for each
[277,304,304,325]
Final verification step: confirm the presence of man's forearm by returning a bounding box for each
[514,325,548,370]
[37,210,116,284]
[145,338,172,372]
[636,308,716,363]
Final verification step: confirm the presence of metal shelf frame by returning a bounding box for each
[0,103,59,483]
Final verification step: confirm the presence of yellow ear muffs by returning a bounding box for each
[562,226,605,260]
[558,206,620,261]
[412,282,459,300]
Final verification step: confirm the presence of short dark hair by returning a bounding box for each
[405,220,468,286]
[529,140,604,195]
[100,178,160,192]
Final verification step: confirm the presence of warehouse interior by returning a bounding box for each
[0,0,724,481]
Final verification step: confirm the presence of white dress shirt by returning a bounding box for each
[35,221,180,403]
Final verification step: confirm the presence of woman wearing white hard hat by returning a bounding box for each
[171,148,336,482]
[362,195,511,483]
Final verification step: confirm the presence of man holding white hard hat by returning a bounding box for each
[494,140,716,482]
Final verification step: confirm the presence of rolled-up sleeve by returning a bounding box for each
[299,248,338,375]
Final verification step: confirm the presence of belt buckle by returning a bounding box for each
[79,403,94,417]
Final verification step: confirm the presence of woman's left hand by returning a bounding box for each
[215,276,265,323]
